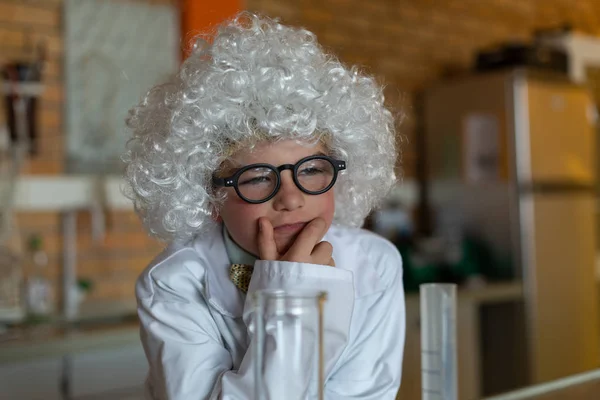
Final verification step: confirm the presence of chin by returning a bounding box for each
[276,237,296,255]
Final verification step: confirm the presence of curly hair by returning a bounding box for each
[122,12,400,243]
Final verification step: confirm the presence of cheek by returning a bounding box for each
[315,191,336,223]
[220,196,267,253]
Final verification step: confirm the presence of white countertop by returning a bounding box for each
[405,282,524,304]
[0,320,140,365]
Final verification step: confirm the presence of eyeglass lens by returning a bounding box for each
[237,158,335,201]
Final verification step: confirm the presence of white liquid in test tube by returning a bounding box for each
[420,283,458,400]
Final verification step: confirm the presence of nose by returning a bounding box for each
[272,171,305,211]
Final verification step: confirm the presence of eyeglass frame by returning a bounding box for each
[212,155,347,204]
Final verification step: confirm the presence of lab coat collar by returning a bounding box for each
[194,223,247,318]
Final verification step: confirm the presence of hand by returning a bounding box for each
[257,217,335,267]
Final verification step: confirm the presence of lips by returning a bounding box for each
[273,222,307,235]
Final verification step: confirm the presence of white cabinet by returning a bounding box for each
[0,356,63,400]
[70,342,147,399]
[0,340,147,400]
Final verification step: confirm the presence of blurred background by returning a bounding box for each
[2,0,600,399]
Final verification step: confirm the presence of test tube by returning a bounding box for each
[420,283,458,400]
[253,289,326,400]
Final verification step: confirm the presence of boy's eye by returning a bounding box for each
[239,175,272,185]
[298,159,332,176]
[298,166,324,176]
[238,168,275,186]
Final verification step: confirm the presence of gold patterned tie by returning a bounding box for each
[229,263,254,293]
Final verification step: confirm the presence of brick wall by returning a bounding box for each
[0,0,165,308]
[0,0,63,175]
[3,0,600,307]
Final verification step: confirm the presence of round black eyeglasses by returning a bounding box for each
[213,155,346,204]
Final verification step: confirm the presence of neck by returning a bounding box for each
[222,225,257,265]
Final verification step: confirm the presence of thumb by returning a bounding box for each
[257,218,279,260]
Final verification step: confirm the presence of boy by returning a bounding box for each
[124,12,405,399]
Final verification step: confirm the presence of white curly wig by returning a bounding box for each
[123,12,400,243]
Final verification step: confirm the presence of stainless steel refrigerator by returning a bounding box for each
[423,68,600,386]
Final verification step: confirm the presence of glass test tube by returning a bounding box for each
[253,289,326,400]
[420,283,458,400]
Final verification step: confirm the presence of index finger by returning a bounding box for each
[257,218,279,260]
[286,218,328,258]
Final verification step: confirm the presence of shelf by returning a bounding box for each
[1,82,44,97]
[12,175,132,212]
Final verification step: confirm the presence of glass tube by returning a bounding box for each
[420,283,458,400]
[253,289,327,400]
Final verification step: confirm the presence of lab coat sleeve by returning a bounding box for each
[137,256,355,400]
[324,246,406,399]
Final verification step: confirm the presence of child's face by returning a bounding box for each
[218,139,336,256]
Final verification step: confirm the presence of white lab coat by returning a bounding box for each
[136,223,406,399]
